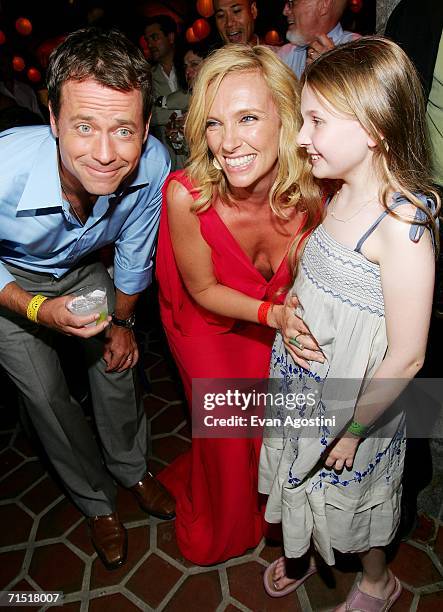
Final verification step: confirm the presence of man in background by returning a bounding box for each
[278,0,357,78]
[214,0,260,46]
[144,15,187,170]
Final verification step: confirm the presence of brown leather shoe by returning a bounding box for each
[130,472,175,520]
[87,512,127,570]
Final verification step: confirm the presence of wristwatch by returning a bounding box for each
[111,313,136,329]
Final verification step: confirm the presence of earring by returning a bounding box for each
[212,157,222,171]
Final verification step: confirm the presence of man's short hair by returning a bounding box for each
[144,15,178,37]
[47,27,153,121]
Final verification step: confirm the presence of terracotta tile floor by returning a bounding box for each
[1,320,443,611]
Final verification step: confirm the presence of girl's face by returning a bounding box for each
[184,50,203,89]
[296,85,376,183]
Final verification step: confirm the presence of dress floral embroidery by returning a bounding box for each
[259,221,407,564]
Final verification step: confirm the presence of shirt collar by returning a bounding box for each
[327,23,345,45]
[292,22,346,51]
[17,131,62,211]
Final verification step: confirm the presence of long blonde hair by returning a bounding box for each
[185,44,321,270]
[302,36,440,253]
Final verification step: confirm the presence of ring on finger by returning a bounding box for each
[289,335,304,351]
[126,356,132,361]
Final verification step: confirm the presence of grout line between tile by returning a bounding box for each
[218,567,230,601]
[0,456,40,485]
[297,583,313,611]
[410,593,420,610]
[228,597,251,611]
[121,585,155,610]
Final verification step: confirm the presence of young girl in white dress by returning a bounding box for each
[259,37,439,611]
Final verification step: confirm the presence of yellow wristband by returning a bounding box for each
[26,294,48,323]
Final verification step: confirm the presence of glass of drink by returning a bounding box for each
[66,286,108,327]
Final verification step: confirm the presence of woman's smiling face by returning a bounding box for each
[205,70,281,193]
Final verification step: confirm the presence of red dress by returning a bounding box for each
[156,170,293,565]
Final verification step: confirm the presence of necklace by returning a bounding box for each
[61,183,84,226]
[329,191,377,223]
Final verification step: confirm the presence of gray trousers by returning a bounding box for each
[0,261,147,516]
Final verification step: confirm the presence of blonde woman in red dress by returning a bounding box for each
[156,44,322,565]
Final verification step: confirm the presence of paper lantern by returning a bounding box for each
[264,30,281,45]
[349,0,363,12]
[193,18,211,41]
[138,35,150,58]
[36,35,66,68]
[196,0,214,19]
[0,30,6,45]
[27,67,42,83]
[12,56,25,72]
[15,17,33,36]
[186,26,199,44]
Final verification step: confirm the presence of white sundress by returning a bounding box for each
[259,197,433,565]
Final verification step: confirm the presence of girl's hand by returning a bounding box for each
[270,295,324,369]
[323,435,361,471]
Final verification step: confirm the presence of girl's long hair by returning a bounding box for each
[302,36,440,254]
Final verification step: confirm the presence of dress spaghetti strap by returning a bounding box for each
[355,193,437,253]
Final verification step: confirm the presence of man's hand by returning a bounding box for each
[103,324,139,373]
[38,295,110,337]
[306,34,335,65]
[270,295,324,370]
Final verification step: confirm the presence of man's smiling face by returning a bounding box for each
[214,0,258,45]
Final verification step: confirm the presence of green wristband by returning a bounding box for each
[347,420,368,437]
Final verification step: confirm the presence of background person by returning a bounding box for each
[0,27,174,571]
[155,44,322,565]
[144,14,187,171]
[278,0,357,79]
[0,45,46,123]
[164,41,211,158]
[214,0,260,46]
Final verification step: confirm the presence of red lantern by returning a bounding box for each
[196,0,214,19]
[138,35,150,59]
[15,17,33,36]
[36,35,66,68]
[264,30,281,45]
[0,30,6,45]
[349,0,363,13]
[186,27,199,44]
[27,67,42,83]
[12,56,25,72]
[193,18,211,41]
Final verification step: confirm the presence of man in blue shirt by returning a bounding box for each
[0,28,174,570]
[277,0,357,79]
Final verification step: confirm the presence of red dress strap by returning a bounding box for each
[157,170,235,337]
[162,169,199,201]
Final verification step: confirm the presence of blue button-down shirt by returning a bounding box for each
[0,126,170,294]
[277,23,357,79]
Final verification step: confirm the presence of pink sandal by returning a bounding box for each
[263,556,317,598]
[334,572,402,611]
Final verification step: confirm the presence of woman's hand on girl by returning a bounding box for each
[270,295,324,370]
